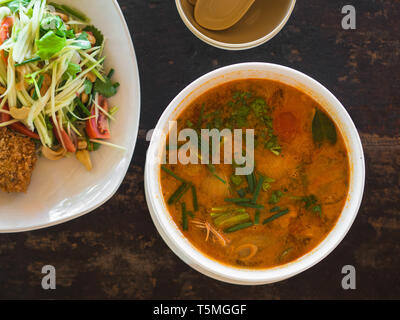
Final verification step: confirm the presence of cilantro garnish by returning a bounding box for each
[269,190,284,204]
[83,25,104,47]
[292,195,323,217]
[94,74,119,98]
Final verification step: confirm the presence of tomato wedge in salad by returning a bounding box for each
[52,120,77,153]
[0,104,40,140]
[86,95,111,140]
[0,16,13,63]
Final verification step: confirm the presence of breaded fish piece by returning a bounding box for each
[0,128,37,193]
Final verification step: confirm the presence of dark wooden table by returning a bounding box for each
[1,0,399,300]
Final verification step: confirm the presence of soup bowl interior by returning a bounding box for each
[176,0,297,50]
[145,63,365,285]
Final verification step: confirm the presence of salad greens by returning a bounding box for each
[0,0,121,170]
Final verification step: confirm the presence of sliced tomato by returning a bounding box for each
[86,95,111,139]
[0,106,9,122]
[275,112,298,143]
[9,122,40,140]
[0,104,40,140]
[52,120,77,153]
[0,17,13,64]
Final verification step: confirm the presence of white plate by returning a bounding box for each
[0,0,141,233]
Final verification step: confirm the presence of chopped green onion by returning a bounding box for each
[181,202,188,231]
[252,175,264,204]
[161,165,186,183]
[263,209,290,225]
[207,164,226,184]
[254,210,261,225]
[215,213,250,229]
[191,185,199,212]
[224,222,254,233]
[15,57,41,67]
[236,203,264,209]
[211,207,246,214]
[168,183,190,205]
[270,206,281,213]
[247,173,255,193]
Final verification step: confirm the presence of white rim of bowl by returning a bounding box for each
[0,0,141,233]
[175,0,297,50]
[145,62,365,285]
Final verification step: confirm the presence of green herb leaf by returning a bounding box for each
[250,98,268,119]
[71,32,92,49]
[41,15,63,32]
[66,62,81,78]
[7,0,30,13]
[265,135,281,156]
[94,76,118,98]
[269,190,284,204]
[36,31,66,60]
[230,175,243,186]
[262,176,275,191]
[83,25,104,47]
[84,79,93,95]
[295,195,323,216]
[312,109,337,145]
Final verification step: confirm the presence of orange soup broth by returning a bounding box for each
[160,79,350,269]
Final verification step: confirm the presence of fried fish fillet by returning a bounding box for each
[0,128,37,193]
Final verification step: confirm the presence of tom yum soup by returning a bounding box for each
[160,79,350,269]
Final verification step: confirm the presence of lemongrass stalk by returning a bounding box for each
[5,50,16,107]
[34,114,52,147]
[89,139,127,151]
[0,119,19,127]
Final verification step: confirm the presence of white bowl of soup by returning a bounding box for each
[145,63,365,285]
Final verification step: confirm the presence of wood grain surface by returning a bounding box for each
[0,0,399,299]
